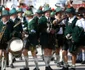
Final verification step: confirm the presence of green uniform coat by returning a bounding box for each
[25,17,38,49]
[0,19,13,49]
[12,18,23,39]
[64,17,79,54]
[38,16,48,47]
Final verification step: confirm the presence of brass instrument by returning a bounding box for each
[13,21,21,28]
[0,26,6,41]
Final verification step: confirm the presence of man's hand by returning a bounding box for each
[66,34,72,39]
[53,20,57,25]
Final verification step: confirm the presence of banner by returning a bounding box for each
[73,4,85,8]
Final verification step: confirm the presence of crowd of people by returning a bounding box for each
[0,2,85,70]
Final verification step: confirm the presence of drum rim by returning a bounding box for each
[8,37,24,52]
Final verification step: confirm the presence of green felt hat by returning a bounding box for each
[17,8,24,13]
[9,8,17,15]
[43,4,51,12]
[24,10,34,17]
[36,6,43,14]
[43,7,51,12]
[2,10,9,17]
[51,11,56,16]
[55,7,62,13]
[65,7,75,14]
[36,9,43,14]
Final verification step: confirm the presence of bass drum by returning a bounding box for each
[9,38,24,52]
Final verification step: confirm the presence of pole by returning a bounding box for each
[1,0,4,5]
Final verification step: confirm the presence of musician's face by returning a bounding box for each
[56,12,62,18]
[35,13,39,17]
[66,13,73,18]
[18,12,23,17]
[26,16,33,20]
[83,13,85,18]
[10,14,17,19]
[35,13,41,17]
[2,16,9,22]
[77,15,82,19]
[45,11,50,17]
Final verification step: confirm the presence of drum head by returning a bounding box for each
[9,39,23,52]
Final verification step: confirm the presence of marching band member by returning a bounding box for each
[17,8,25,22]
[62,7,78,70]
[76,7,85,64]
[17,8,27,45]
[38,4,55,70]
[76,12,85,64]
[21,10,39,70]
[0,10,14,69]
[35,6,44,58]
[10,8,23,39]
[9,8,23,68]
[53,7,65,67]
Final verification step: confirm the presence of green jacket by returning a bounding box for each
[38,16,47,33]
[18,16,28,32]
[0,19,13,42]
[12,18,23,38]
[65,17,78,36]
[72,26,84,43]
[27,17,38,34]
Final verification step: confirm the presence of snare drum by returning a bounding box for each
[8,38,24,52]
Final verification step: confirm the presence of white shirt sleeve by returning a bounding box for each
[76,20,82,27]
[82,20,85,32]
[76,19,85,32]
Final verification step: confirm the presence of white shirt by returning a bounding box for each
[46,16,49,20]
[76,18,85,32]
[68,16,76,24]
[11,18,16,22]
[3,21,8,25]
[55,19,65,34]
[28,19,33,23]
[57,21,64,34]
[1,19,8,25]
[18,16,24,23]
[38,16,42,19]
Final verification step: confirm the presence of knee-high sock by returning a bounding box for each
[56,54,60,63]
[9,53,14,65]
[44,56,51,67]
[71,64,76,68]
[63,62,68,68]
[33,57,39,69]
[0,57,6,68]
[82,51,85,61]
[24,56,29,68]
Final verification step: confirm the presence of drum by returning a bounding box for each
[9,38,24,52]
